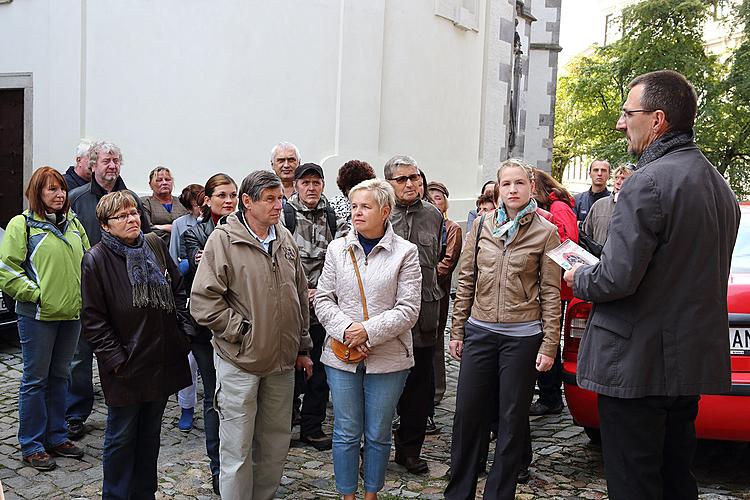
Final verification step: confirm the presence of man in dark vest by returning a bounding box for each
[385,155,444,474]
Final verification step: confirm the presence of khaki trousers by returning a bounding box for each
[214,353,294,500]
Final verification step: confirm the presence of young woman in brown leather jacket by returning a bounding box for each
[445,159,561,500]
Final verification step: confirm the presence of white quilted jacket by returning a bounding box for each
[315,223,421,373]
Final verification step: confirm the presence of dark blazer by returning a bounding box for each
[81,237,192,407]
[573,143,740,398]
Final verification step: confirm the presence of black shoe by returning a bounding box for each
[425,416,440,435]
[394,455,429,474]
[66,419,86,440]
[47,440,84,459]
[212,473,220,495]
[300,431,333,451]
[528,401,563,416]
[517,467,531,484]
[22,451,57,471]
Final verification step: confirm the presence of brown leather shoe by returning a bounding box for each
[22,451,57,471]
[394,455,428,474]
[48,441,84,459]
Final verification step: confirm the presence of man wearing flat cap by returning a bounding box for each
[283,163,348,450]
[426,181,463,428]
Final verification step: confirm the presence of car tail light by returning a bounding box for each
[562,300,591,362]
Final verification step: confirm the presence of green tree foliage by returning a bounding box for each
[554,0,750,197]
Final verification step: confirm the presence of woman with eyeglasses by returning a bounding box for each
[0,166,90,471]
[140,166,189,244]
[182,173,238,495]
[81,191,192,499]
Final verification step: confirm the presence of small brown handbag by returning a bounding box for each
[330,247,369,364]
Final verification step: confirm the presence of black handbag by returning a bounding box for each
[577,224,603,258]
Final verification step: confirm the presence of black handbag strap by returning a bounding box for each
[473,214,486,289]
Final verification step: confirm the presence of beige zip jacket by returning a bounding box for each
[315,223,421,373]
[451,210,562,358]
[190,212,312,375]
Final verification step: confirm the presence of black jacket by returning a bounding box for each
[81,238,192,407]
[69,177,151,245]
[573,143,740,398]
[574,188,610,222]
[63,166,89,190]
[183,217,217,343]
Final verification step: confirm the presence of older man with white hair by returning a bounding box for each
[270,141,301,201]
[63,138,95,189]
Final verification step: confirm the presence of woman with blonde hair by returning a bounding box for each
[0,166,90,470]
[315,178,422,500]
[140,166,189,243]
[446,159,561,500]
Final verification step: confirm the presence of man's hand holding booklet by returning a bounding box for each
[546,239,599,271]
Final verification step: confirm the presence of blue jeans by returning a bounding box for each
[191,341,220,476]
[102,398,168,500]
[65,333,95,423]
[17,315,80,456]
[325,364,408,494]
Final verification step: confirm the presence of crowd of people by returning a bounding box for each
[0,69,741,500]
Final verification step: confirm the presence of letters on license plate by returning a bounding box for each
[730,328,750,356]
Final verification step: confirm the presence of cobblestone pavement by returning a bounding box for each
[0,328,748,499]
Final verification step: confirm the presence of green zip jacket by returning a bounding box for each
[0,210,90,321]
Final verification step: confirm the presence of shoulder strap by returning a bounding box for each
[473,214,486,288]
[325,205,337,238]
[283,202,297,234]
[144,232,169,272]
[347,247,369,320]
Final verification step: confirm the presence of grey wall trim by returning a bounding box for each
[529,42,562,52]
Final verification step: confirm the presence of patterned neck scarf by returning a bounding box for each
[100,231,175,312]
[492,198,538,245]
[635,129,694,170]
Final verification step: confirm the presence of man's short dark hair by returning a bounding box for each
[629,70,697,132]
[239,170,281,208]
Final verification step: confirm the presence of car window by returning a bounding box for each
[731,214,750,274]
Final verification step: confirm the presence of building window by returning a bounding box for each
[435,0,480,32]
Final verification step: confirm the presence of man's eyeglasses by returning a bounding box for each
[620,108,655,120]
[212,193,238,200]
[108,210,140,222]
[387,174,422,185]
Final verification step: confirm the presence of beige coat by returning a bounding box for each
[315,223,421,373]
[190,212,312,375]
[451,210,562,358]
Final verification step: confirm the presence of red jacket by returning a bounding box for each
[548,193,579,300]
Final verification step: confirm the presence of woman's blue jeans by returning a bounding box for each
[16,315,80,456]
[325,364,408,494]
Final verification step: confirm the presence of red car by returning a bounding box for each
[562,203,750,443]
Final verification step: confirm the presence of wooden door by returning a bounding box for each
[0,89,24,228]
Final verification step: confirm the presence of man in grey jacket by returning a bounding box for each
[385,155,445,474]
[564,70,740,500]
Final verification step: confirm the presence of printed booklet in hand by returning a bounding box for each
[546,239,600,271]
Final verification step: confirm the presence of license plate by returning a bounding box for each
[730,328,750,356]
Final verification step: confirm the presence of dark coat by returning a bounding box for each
[63,166,89,190]
[573,143,740,398]
[183,217,217,343]
[573,188,610,222]
[69,177,151,245]
[391,199,445,347]
[81,237,192,407]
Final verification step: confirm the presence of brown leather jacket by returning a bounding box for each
[451,210,562,358]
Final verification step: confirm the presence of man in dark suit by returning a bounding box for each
[564,70,740,500]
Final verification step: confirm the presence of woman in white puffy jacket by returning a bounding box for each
[315,178,422,500]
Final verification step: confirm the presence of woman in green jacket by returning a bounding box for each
[0,166,90,471]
